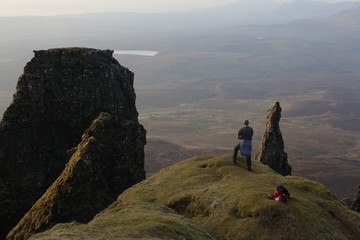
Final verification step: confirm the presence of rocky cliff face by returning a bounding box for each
[255,102,292,176]
[351,185,360,212]
[0,48,144,239]
[7,113,146,240]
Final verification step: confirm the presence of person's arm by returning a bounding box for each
[237,129,243,139]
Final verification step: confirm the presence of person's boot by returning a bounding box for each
[233,149,238,165]
[246,156,252,171]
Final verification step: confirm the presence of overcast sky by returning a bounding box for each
[1,0,359,16]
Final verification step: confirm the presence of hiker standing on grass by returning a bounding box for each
[233,119,253,171]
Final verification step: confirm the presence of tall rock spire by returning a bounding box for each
[255,102,292,176]
[351,185,360,212]
[0,48,145,239]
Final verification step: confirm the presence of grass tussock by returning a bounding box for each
[31,154,360,240]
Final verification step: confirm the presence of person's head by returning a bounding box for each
[244,119,249,126]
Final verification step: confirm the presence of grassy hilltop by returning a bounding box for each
[31,155,360,240]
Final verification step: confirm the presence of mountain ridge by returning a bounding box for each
[29,154,360,240]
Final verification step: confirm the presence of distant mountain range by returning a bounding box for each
[71,0,360,29]
[193,0,360,25]
[231,6,360,41]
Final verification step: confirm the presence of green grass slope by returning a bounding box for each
[30,155,360,240]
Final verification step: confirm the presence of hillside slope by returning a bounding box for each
[30,155,360,240]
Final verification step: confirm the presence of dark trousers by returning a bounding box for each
[233,143,252,170]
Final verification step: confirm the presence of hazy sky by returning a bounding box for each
[1,0,360,16]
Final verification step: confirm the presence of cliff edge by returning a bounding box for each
[0,48,143,239]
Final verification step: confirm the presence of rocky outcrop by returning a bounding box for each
[351,185,360,212]
[0,48,143,239]
[255,102,292,176]
[6,113,146,240]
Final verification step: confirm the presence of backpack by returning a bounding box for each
[267,186,290,202]
[277,186,290,198]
